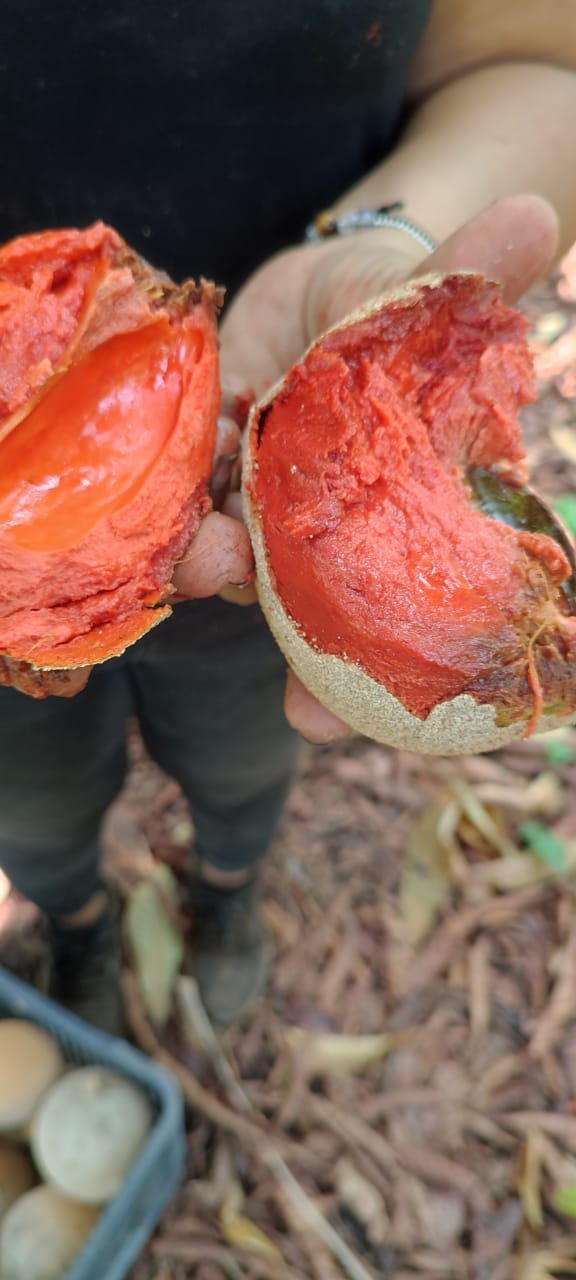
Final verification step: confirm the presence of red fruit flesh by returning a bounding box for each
[0,224,220,685]
[251,276,576,727]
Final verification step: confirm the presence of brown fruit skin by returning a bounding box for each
[0,1185,99,1280]
[0,1021,63,1135]
[243,274,576,757]
[0,1143,36,1221]
[0,658,92,698]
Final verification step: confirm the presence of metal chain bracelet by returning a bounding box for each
[305,202,437,255]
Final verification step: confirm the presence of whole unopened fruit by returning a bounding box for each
[244,273,576,755]
[0,1185,99,1280]
[0,1142,36,1221]
[0,1021,63,1134]
[0,223,221,698]
[32,1066,152,1204]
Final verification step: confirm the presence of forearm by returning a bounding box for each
[332,61,576,258]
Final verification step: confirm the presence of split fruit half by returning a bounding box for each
[0,223,220,697]
[244,273,576,755]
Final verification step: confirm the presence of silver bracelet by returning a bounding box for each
[305,204,437,255]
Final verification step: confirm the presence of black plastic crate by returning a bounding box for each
[0,966,186,1280]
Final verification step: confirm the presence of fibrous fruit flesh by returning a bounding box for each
[244,273,576,755]
[0,223,221,697]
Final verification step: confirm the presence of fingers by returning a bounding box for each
[0,659,93,699]
[284,671,352,743]
[306,193,560,339]
[219,380,256,430]
[416,194,559,303]
[211,382,256,507]
[211,413,241,507]
[172,509,254,599]
[218,582,258,605]
[215,494,258,603]
[304,233,424,336]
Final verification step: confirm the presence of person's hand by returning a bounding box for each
[218,193,559,743]
[170,387,255,602]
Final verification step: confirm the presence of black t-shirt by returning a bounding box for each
[0,1,431,296]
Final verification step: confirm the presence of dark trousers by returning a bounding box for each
[0,598,299,916]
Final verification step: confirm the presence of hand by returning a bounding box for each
[170,387,254,601]
[218,193,559,743]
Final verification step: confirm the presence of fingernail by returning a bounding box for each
[214,450,240,467]
[229,570,256,588]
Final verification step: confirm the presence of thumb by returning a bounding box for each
[416,194,559,304]
[305,193,559,335]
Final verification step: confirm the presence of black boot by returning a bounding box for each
[48,902,125,1037]
[189,877,270,1028]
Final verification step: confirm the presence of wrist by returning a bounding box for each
[307,205,437,256]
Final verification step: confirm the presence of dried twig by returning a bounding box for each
[151,1238,244,1278]
[399,886,548,995]
[394,1145,490,1213]
[308,1096,397,1174]
[123,971,375,1280]
[177,976,250,1112]
[529,920,576,1059]
[468,936,492,1040]
[502,1111,576,1150]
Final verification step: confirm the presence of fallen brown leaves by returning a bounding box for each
[118,692,576,1280]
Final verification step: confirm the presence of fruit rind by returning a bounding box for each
[243,273,576,755]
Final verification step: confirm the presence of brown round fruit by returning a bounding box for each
[0,1022,63,1134]
[0,1185,99,1280]
[244,273,576,755]
[0,1142,36,1221]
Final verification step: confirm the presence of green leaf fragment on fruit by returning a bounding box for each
[554,494,576,537]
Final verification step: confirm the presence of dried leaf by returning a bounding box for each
[285,1027,396,1077]
[550,426,576,465]
[529,924,576,1059]
[220,1212,284,1263]
[543,729,576,767]
[533,311,569,345]
[520,1250,576,1280]
[473,770,563,816]
[417,1190,466,1252]
[214,1149,244,1222]
[399,801,457,945]
[124,863,183,1025]
[468,935,492,1038]
[518,1131,544,1229]
[334,1157,389,1246]
[559,242,576,302]
[519,821,568,871]
[450,778,517,859]
[215,1159,285,1265]
[470,852,551,891]
[523,771,566,814]
[554,1184,576,1218]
